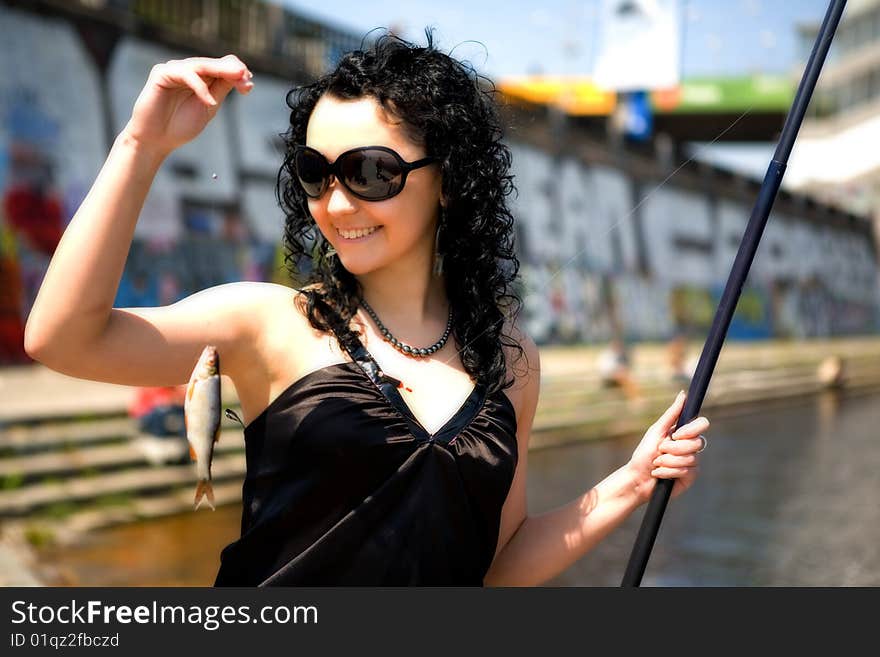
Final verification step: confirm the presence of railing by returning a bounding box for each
[20,0,366,79]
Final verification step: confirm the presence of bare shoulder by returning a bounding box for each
[196,281,328,424]
[173,281,298,344]
[179,280,294,312]
[502,314,540,382]
[248,281,345,380]
[168,281,300,375]
[218,281,317,355]
[257,281,329,341]
[500,314,541,416]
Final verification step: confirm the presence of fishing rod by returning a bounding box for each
[621,0,849,587]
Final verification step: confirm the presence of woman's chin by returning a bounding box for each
[337,255,382,276]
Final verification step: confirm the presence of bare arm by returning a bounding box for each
[24,131,165,364]
[24,55,256,384]
[485,464,643,586]
[42,282,290,387]
[484,336,708,586]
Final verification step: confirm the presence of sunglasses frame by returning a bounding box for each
[293,145,439,201]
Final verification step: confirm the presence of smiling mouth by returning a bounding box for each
[336,226,382,240]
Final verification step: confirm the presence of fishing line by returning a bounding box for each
[434,104,755,367]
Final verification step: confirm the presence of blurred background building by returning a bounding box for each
[0,0,878,366]
[787,0,880,226]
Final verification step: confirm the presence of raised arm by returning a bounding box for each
[24,55,258,385]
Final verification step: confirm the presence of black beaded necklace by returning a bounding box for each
[359,297,452,359]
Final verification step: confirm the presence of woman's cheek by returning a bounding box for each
[309,211,332,240]
[307,200,322,223]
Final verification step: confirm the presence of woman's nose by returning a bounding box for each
[325,178,357,214]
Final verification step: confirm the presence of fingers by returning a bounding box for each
[653,453,697,469]
[651,447,700,478]
[651,465,697,479]
[153,55,253,107]
[652,419,706,481]
[659,435,705,456]
[179,67,217,107]
[651,390,686,435]
[192,55,254,98]
[209,72,250,107]
[191,54,249,79]
[671,416,709,440]
[646,395,707,484]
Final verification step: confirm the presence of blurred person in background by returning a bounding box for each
[128,384,188,465]
[597,335,643,402]
[666,331,694,386]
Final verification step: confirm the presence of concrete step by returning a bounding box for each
[0,412,242,454]
[0,452,246,516]
[0,429,245,481]
[0,371,239,425]
[0,417,134,453]
[534,365,835,415]
[48,480,245,539]
[531,369,868,448]
[2,481,246,550]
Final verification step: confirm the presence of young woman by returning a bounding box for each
[24,31,709,586]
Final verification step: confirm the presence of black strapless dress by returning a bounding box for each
[213,327,518,586]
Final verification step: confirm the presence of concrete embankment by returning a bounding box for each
[2,336,880,584]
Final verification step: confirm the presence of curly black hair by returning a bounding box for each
[276,28,526,395]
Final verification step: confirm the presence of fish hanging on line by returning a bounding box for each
[184,345,221,510]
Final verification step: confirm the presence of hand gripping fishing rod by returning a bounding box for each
[621,0,848,587]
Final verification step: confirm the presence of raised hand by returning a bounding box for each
[123,54,254,157]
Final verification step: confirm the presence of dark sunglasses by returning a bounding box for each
[293,145,438,201]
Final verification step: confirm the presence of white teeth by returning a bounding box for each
[337,226,379,239]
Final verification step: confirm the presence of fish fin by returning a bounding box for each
[225,408,245,428]
[189,444,197,461]
[194,480,216,511]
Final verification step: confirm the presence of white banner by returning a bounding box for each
[593,0,681,91]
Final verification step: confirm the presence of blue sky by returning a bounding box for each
[280,0,831,81]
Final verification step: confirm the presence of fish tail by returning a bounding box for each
[193,480,216,511]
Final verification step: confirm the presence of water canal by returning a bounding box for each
[36,389,880,586]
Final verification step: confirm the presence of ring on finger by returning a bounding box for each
[697,435,707,453]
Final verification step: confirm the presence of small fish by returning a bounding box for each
[184,345,221,510]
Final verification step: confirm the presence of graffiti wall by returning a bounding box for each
[1,4,878,364]
[0,6,105,363]
[508,143,879,344]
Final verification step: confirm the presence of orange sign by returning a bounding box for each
[498,76,617,116]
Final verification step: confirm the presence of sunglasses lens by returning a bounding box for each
[339,149,403,200]
[294,149,328,198]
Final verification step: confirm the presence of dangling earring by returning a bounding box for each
[432,206,445,277]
